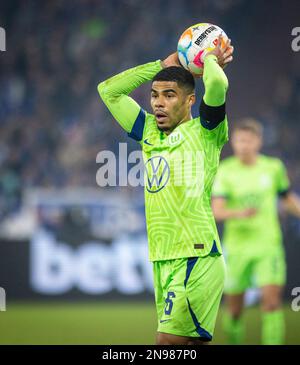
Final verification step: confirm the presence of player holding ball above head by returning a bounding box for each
[98,24,234,345]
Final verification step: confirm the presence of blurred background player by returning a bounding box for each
[212,119,300,344]
[98,38,234,344]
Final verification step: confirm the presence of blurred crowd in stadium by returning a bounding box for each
[0,0,299,219]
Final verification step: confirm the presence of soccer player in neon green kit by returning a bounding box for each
[98,36,234,345]
[212,119,300,345]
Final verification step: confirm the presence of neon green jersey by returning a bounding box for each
[213,155,290,252]
[98,56,229,261]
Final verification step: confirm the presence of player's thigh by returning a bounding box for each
[157,255,225,341]
[255,246,286,289]
[224,251,253,295]
[185,255,226,339]
[156,258,197,339]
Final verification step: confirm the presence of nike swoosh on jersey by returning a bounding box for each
[159,319,171,323]
[144,139,153,146]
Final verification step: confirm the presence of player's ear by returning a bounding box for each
[188,93,196,107]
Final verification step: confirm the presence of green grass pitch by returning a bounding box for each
[0,302,299,344]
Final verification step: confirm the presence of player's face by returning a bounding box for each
[151,81,195,134]
[232,130,262,159]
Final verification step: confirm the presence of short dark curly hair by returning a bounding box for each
[152,66,195,94]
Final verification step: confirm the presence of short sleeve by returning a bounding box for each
[275,160,290,197]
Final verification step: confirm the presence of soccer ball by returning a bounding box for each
[177,23,228,76]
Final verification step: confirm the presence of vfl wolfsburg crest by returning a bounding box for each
[168,131,183,146]
[145,156,170,193]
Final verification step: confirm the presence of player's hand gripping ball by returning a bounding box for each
[177,23,230,76]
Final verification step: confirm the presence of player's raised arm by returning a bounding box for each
[198,37,233,147]
[198,37,233,137]
[97,60,162,140]
[203,36,233,106]
[202,55,228,107]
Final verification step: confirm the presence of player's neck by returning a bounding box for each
[176,112,193,127]
[238,154,258,165]
[164,113,193,135]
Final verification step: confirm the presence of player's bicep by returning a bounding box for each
[199,98,228,147]
[199,97,226,130]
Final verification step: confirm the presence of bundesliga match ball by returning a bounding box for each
[177,23,228,76]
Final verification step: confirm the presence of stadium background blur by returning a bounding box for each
[0,0,300,344]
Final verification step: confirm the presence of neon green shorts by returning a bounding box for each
[153,255,226,341]
[224,245,286,294]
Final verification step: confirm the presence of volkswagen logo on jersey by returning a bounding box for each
[145,156,170,193]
